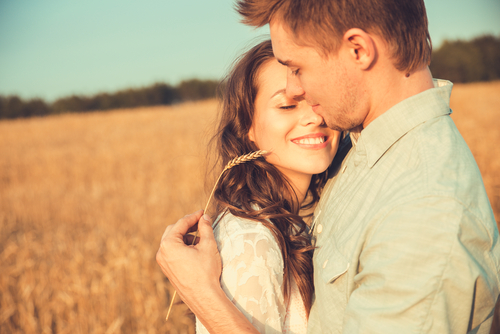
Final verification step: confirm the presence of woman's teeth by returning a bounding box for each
[296,137,325,145]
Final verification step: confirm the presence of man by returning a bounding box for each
[157,0,500,333]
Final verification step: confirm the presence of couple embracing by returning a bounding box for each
[157,0,500,333]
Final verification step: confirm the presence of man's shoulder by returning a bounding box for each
[398,114,481,189]
[374,114,497,232]
[321,112,494,228]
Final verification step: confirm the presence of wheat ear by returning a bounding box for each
[165,149,268,321]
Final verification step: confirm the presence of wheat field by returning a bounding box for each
[1,82,499,333]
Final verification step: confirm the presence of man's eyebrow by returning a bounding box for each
[277,58,291,67]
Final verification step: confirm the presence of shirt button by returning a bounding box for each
[317,224,323,234]
[323,259,328,268]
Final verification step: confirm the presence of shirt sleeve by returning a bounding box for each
[218,227,286,334]
[342,195,500,334]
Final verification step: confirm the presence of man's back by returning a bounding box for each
[309,80,500,334]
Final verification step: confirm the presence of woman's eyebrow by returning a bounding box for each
[271,88,286,98]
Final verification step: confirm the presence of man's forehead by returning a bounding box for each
[269,19,291,45]
[270,17,334,62]
[269,21,296,66]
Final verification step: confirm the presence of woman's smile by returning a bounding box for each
[290,133,330,149]
[249,58,341,197]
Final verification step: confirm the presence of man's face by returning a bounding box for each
[269,20,366,132]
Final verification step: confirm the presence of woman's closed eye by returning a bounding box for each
[279,104,297,110]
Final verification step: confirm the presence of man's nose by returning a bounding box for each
[285,71,305,99]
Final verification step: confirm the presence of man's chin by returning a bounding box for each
[325,118,360,132]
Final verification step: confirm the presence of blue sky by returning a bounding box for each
[1,0,499,101]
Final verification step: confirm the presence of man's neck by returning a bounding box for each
[362,65,434,129]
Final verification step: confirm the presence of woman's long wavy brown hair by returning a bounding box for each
[210,39,330,317]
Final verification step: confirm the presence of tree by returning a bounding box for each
[178,79,219,101]
[430,35,500,83]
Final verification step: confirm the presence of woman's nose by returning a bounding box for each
[300,105,323,126]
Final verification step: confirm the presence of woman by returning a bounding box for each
[195,39,341,334]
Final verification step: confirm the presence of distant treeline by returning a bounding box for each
[430,35,500,83]
[2,35,500,120]
[0,79,219,120]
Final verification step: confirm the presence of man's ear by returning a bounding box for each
[343,28,377,71]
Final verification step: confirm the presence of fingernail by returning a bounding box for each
[202,214,211,222]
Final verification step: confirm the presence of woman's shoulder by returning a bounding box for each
[213,210,283,268]
[214,210,274,239]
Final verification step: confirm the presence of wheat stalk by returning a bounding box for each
[165,149,268,321]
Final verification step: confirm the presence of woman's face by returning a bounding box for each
[249,59,341,188]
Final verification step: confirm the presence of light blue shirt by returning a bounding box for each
[307,80,500,334]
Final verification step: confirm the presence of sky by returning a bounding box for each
[1,0,499,101]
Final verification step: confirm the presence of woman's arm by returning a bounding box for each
[215,221,286,333]
[156,211,259,333]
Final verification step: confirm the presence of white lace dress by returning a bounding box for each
[195,211,308,334]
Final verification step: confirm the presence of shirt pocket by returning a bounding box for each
[315,241,350,284]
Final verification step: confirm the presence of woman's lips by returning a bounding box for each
[291,133,330,149]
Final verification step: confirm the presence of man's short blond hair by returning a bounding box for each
[236,0,432,73]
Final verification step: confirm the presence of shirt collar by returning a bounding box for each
[354,79,453,168]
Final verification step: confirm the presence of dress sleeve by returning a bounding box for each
[218,226,286,334]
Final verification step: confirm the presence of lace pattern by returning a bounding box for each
[195,212,307,334]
